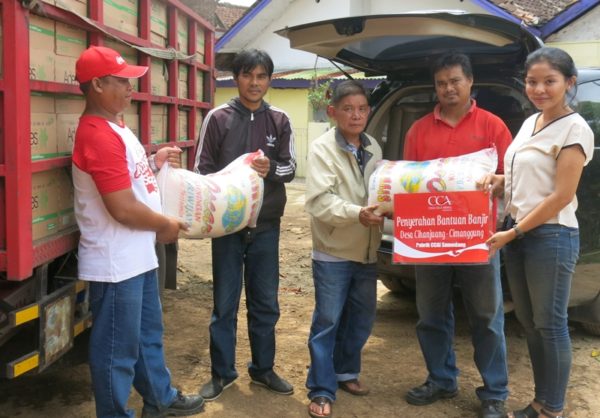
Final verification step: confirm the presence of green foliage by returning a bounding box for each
[307,79,332,110]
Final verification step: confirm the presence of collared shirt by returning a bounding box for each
[403,99,512,174]
[313,129,370,262]
[505,112,593,227]
[336,129,370,173]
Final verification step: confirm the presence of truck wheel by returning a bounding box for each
[581,322,600,336]
[379,274,415,295]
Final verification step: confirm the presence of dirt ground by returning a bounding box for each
[1,181,600,418]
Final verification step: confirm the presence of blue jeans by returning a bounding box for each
[503,224,579,412]
[209,226,281,381]
[306,260,377,402]
[88,270,177,418]
[414,254,509,401]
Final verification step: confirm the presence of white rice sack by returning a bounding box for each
[368,147,498,215]
[157,151,264,238]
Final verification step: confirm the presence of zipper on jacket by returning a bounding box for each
[251,112,254,121]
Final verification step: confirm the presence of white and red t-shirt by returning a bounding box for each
[72,115,161,282]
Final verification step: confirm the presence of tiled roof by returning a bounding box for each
[216,2,249,29]
[488,0,579,26]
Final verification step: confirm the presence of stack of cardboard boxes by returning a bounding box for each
[30,93,82,240]
[31,93,85,160]
[29,14,87,84]
[121,103,140,138]
[52,0,88,16]
[150,0,168,46]
[104,0,139,36]
[151,58,168,96]
[32,169,76,240]
[151,104,168,144]
[177,13,188,54]
[24,0,200,240]
[178,65,188,99]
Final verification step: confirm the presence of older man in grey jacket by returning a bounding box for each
[304,80,383,418]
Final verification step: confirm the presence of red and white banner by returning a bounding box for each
[393,191,495,264]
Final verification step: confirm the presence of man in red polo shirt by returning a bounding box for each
[403,52,510,418]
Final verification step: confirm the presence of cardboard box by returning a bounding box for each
[104,39,139,90]
[54,0,88,17]
[104,0,139,36]
[31,95,58,160]
[31,170,60,241]
[55,55,79,85]
[56,96,85,114]
[177,14,188,53]
[55,22,87,57]
[150,0,168,38]
[150,31,167,48]
[178,65,188,98]
[151,58,168,96]
[29,15,55,81]
[123,113,139,138]
[31,93,57,157]
[55,169,76,231]
[196,71,204,102]
[31,93,56,113]
[178,110,188,140]
[31,114,58,160]
[30,49,55,81]
[57,114,80,155]
[151,105,167,144]
[196,27,205,62]
[122,103,140,138]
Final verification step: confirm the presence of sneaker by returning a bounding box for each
[405,381,458,406]
[250,370,294,395]
[141,391,205,417]
[199,377,236,401]
[480,399,506,418]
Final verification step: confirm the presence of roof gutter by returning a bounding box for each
[216,0,272,51]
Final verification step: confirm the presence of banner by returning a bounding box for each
[393,191,495,264]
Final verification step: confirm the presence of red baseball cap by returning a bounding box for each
[76,46,148,83]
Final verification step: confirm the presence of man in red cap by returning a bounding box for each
[72,45,204,418]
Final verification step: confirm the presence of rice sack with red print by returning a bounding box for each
[368,147,498,215]
[157,151,264,238]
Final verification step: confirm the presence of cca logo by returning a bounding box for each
[427,195,452,206]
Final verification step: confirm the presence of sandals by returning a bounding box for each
[338,379,370,396]
[308,396,332,418]
[540,408,565,418]
[508,404,539,418]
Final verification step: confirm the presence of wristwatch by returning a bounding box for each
[513,225,525,239]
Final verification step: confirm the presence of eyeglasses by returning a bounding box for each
[338,106,370,117]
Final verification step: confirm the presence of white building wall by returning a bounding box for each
[546,6,600,67]
[546,6,600,42]
[220,0,492,71]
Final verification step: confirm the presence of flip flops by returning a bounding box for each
[308,396,332,418]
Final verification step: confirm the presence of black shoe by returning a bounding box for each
[250,370,294,395]
[405,381,458,406]
[199,377,236,401]
[480,399,506,418]
[141,391,205,417]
